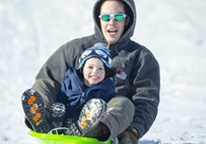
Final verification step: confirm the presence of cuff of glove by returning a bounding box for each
[117,125,140,144]
[128,125,140,140]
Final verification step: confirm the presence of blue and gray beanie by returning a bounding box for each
[76,42,116,79]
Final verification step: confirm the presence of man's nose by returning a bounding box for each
[108,17,115,24]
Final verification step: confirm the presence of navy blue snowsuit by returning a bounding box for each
[57,67,116,121]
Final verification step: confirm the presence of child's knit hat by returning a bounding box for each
[76,42,116,79]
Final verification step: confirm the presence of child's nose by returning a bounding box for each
[92,68,98,73]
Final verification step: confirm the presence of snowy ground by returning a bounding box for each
[0,0,206,144]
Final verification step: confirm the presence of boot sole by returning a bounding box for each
[22,89,51,133]
[66,99,107,136]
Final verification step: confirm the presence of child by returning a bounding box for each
[52,42,117,135]
[21,42,116,137]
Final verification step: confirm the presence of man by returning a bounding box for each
[24,0,160,143]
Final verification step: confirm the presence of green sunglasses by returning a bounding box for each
[99,13,127,21]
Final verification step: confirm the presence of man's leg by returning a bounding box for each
[101,96,135,140]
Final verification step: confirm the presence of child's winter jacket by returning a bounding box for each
[57,67,116,121]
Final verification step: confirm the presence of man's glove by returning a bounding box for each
[117,125,139,144]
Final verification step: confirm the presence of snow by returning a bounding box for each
[0,0,206,143]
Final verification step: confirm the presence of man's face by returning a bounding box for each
[100,1,129,44]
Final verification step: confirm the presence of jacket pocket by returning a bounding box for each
[111,56,132,77]
[110,56,132,97]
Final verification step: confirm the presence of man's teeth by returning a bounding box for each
[108,30,117,32]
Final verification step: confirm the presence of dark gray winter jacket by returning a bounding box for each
[31,0,160,139]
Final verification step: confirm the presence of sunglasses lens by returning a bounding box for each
[101,14,110,21]
[114,14,124,21]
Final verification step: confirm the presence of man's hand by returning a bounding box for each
[118,125,139,144]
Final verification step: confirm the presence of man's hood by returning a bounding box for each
[93,0,137,44]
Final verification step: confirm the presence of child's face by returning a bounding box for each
[83,57,105,87]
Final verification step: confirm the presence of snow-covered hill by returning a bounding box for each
[0,0,206,143]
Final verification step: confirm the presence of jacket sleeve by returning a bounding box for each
[130,49,160,138]
[31,40,82,116]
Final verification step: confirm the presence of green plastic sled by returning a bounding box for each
[29,130,113,144]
